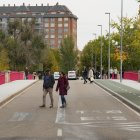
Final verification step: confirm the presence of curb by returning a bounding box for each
[94,80,140,113]
[0,80,39,107]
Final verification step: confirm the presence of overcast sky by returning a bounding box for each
[0,0,139,50]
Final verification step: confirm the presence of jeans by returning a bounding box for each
[60,95,66,105]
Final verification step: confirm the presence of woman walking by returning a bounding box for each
[56,72,69,108]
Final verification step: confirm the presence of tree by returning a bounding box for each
[0,44,9,71]
[41,46,58,72]
[60,36,78,73]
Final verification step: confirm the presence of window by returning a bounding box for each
[58,23,62,27]
[50,23,55,27]
[64,28,68,33]
[44,18,49,22]
[50,28,55,34]
[45,35,49,38]
[58,28,63,34]
[64,18,68,21]
[50,39,55,45]
[44,23,49,27]
[64,23,68,27]
[50,35,55,38]
[45,29,49,34]
[50,18,55,22]
[58,18,62,22]
[58,35,62,38]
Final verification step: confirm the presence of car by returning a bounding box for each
[68,71,77,80]
[54,72,60,80]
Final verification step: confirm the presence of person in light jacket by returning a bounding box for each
[88,67,94,83]
[56,72,69,108]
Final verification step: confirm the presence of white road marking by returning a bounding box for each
[94,84,140,116]
[55,97,65,123]
[112,116,127,121]
[9,112,29,121]
[76,110,84,114]
[57,129,62,137]
[81,117,95,121]
[106,110,122,114]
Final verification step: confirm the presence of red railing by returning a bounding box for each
[0,73,5,85]
[10,71,24,82]
[124,71,138,81]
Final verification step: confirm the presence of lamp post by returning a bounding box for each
[93,33,97,72]
[98,25,103,79]
[120,0,123,83]
[105,12,111,79]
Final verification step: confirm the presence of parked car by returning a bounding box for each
[54,72,60,80]
[68,71,77,80]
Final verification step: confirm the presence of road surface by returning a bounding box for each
[0,80,140,140]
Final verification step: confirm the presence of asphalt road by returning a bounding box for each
[0,80,140,140]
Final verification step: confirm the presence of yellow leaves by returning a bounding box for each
[113,48,128,61]
[0,48,9,71]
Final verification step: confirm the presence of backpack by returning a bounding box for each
[43,75,50,89]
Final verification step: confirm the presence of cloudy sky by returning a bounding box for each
[0,0,139,50]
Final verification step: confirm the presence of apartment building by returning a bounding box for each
[0,3,78,49]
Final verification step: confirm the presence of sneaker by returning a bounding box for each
[49,105,53,108]
[60,105,65,108]
[39,105,45,107]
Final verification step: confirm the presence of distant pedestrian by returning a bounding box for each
[83,66,88,84]
[114,67,118,79]
[40,69,55,108]
[56,72,69,108]
[25,67,29,80]
[88,67,94,83]
[110,67,113,79]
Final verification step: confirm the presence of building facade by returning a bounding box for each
[0,3,77,49]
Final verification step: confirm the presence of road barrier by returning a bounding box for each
[124,71,138,81]
[0,73,5,85]
[0,71,33,85]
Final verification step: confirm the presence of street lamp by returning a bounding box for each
[120,0,123,83]
[93,33,97,72]
[98,25,103,79]
[105,12,111,79]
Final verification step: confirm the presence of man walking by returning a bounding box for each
[83,66,88,84]
[40,69,55,108]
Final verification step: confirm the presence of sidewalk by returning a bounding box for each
[112,79,140,91]
[94,79,140,113]
[0,80,37,106]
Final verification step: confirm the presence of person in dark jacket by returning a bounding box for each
[40,69,55,108]
[56,72,69,108]
[25,67,29,80]
[83,66,88,84]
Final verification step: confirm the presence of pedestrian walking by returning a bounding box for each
[110,67,113,79]
[40,69,55,108]
[25,67,29,80]
[56,72,69,108]
[88,67,94,83]
[114,67,118,79]
[83,66,88,84]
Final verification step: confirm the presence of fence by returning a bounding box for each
[0,73,5,85]
[124,71,138,81]
[0,71,33,85]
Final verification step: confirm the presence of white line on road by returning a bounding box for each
[94,83,140,117]
[55,97,65,123]
[57,129,62,137]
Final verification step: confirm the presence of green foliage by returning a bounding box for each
[60,36,78,73]
[41,46,59,72]
[0,45,9,71]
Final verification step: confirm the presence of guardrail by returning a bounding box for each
[0,71,33,85]
[0,73,5,85]
[124,71,138,81]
